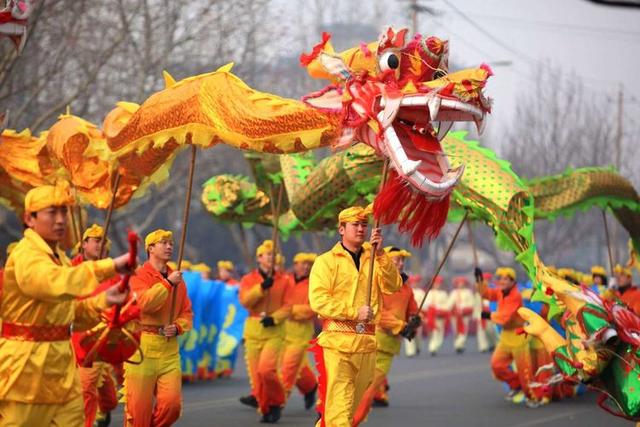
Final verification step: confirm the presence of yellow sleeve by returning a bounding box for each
[309,255,357,320]
[291,304,315,320]
[374,252,402,295]
[378,311,405,335]
[14,248,115,302]
[239,276,265,309]
[271,304,292,324]
[131,276,170,314]
[73,294,107,329]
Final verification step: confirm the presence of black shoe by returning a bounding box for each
[260,405,282,423]
[430,351,437,357]
[240,394,258,408]
[372,398,389,407]
[456,348,464,354]
[304,385,317,410]
[96,412,111,427]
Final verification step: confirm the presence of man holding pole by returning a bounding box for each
[239,240,292,423]
[0,182,131,426]
[280,252,318,410]
[124,229,193,427]
[71,224,120,427]
[309,206,402,427]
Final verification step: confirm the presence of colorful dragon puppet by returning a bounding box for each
[0,26,491,245]
[202,133,640,420]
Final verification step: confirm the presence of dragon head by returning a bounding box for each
[301,27,492,243]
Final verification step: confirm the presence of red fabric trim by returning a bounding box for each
[310,339,327,427]
[300,32,331,66]
[2,322,70,341]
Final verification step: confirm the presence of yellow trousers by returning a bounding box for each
[124,334,182,427]
[353,350,394,426]
[0,393,84,426]
[317,348,375,427]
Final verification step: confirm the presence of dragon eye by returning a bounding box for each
[433,70,447,79]
[379,52,400,72]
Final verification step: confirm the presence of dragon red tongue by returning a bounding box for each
[404,125,442,154]
[373,169,450,246]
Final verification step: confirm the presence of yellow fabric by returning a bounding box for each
[256,240,274,257]
[375,330,402,356]
[0,228,116,404]
[6,241,17,256]
[591,265,607,276]
[167,261,177,270]
[217,260,234,271]
[144,229,173,251]
[495,267,516,280]
[375,349,394,375]
[190,263,211,273]
[318,348,375,427]
[337,205,372,224]
[614,264,632,276]
[293,252,317,263]
[276,253,285,266]
[0,392,84,426]
[309,242,402,353]
[383,246,412,258]
[24,181,75,213]
[557,268,577,282]
[284,319,315,344]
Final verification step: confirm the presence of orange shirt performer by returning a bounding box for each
[353,246,420,425]
[0,182,130,426]
[280,252,318,410]
[123,229,193,427]
[476,267,536,407]
[309,206,402,427]
[239,240,292,423]
[71,224,121,427]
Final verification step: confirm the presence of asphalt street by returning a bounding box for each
[111,337,633,427]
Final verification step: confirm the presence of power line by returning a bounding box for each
[462,12,640,39]
[440,0,536,64]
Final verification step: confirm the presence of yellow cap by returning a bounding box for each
[547,265,557,275]
[6,242,17,256]
[191,262,211,273]
[167,261,177,270]
[294,252,317,263]
[591,265,607,276]
[614,264,632,276]
[495,267,516,280]
[338,204,372,224]
[557,268,577,282]
[256,240,274,257]
[181,260,193,270]
[217,260,234,271]
[276,253,285,266]
[384,246,412,258]
[24,181,75,213]
[144,229,173,250]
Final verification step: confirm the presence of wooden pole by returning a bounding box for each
[100,172,121,259]
[467,219,479,270]
[418,211,469,311]
[264,182,285,315]
[364,159,390,307]
[169,145,197,327]
[602,208,616,276]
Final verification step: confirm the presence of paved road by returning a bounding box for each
[112,337,633,426]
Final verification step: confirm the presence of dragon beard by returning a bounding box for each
[373,169,450,246]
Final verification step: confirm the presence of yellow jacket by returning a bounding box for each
[309,242,402,353]
[0,229,116,404]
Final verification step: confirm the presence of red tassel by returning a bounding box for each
[373,170,450,246]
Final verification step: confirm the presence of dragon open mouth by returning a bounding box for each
[375,93,486,198]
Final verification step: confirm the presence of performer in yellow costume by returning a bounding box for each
[309,206,402,427]
[0,182,130,426]
[280,252,318,410]
[239,240,292,423]
[124,229,193,427]
[353,246,420,425]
